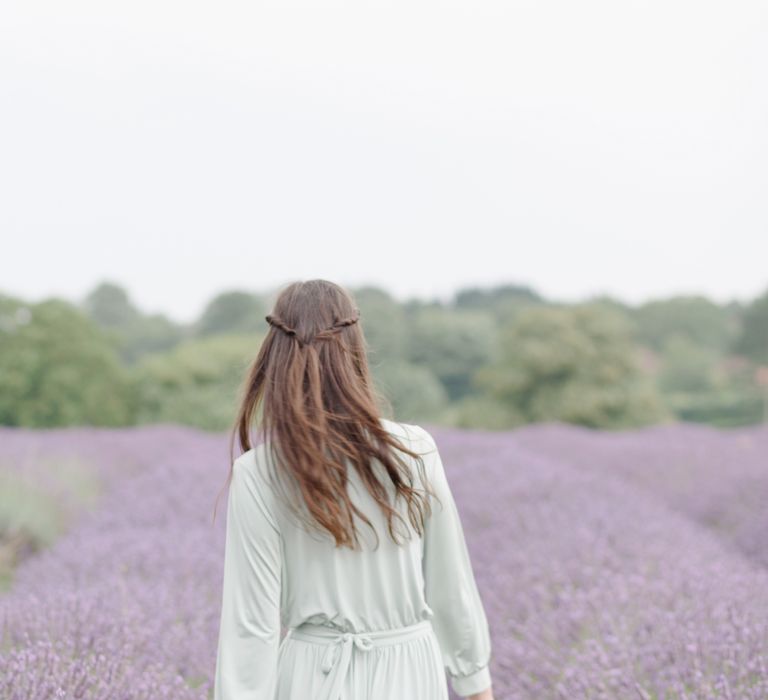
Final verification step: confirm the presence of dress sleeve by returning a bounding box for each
[214,453,282,700]
[418,427,493,697]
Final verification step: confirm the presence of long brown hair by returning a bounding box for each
[212,279,437,550]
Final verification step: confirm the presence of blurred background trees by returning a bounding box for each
[1,280,766,431]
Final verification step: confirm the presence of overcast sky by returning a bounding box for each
[1,0,766,323]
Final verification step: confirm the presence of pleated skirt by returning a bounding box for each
[276,619,449,700]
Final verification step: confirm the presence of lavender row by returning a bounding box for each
[2,422,767,699]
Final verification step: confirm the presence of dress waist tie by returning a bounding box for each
[286,619,433,700]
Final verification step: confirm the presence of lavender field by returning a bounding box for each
[1,421,767,699]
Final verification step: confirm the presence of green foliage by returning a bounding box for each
[193,291,267,337]
[82,282,139,327]
[133,333,262,431]
[353,287,409,363]
[632,295,739,353]
[82,282,186,363]
[117,313,187,362]
[580,294,633,317]
[0,297,137,427]
[453,283,543,310]
[665,389,765,427]
[405,307,499,400]
[371,360,449,424]
[448,395,524,430]
[657,335,723,393]
[453,283,545,326]
[2,282,765,430]
[475,303,668,428]
[732,287,768,364]
[652,321,763,426]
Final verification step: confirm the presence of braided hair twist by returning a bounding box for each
[265,307,360,348]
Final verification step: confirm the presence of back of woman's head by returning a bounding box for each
[216,279,435,550]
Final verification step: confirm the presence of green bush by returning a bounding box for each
[0,297,136,427]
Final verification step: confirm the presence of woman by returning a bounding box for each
[212,279,495,700]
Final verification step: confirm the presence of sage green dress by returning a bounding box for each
[213,418,492,700]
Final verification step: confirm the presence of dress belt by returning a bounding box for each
[286,619,433,700]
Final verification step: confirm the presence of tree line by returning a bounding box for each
[1,281,766,430]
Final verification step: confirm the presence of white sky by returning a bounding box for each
[1,0,766,323]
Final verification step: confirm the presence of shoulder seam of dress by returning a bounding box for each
[409,423,437,452]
